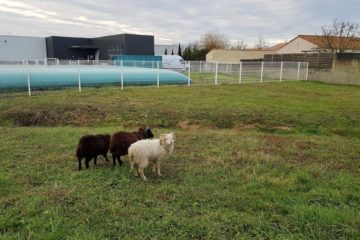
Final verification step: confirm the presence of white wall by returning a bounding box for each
[206,49,276,63]
[0,35,47,61]
[277,37,317,54]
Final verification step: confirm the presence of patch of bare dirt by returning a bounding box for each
[260,135,315,159]
[5,104,104,126]
[176,120,202,130]
[273,126,294,131]
[233,123,257,130]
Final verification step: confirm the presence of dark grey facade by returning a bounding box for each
[46,36,96,60]
[45,34,154,60]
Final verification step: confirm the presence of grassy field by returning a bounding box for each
[1,81,360,239]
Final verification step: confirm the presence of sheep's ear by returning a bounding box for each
[170,133,176,142]
[159,134,166,145]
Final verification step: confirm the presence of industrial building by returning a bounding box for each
[0,34,154,61]
[0,35,47,61]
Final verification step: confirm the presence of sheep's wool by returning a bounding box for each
[129,133,174,170]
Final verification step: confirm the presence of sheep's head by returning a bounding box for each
[145,127,154,138]
[138,127,154,139]
[160,133,175,146]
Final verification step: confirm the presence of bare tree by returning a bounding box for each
[231,40,247,50]
[255,36,267,49]
[200,32,230,51]
[320,19,360,52]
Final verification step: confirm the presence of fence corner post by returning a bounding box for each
[157,61,160,88]
[260,61,264,83]
[215,62,218,85]
[280,61,283,82]
[239,61,242,84]
[297,61,301,81]
[77,60,81,93]
[187,61,191,86]
[26,60,31,96]
[121,60,124,90]
[306,62,309,81]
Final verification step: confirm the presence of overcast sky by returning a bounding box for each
[0,0,359,47]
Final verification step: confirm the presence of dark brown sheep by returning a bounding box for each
[76,134,110,170]
[109,127,154,166]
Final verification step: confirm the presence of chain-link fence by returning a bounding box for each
[0,60,308,95]
[308,61,360,85]
[263,53,360,85]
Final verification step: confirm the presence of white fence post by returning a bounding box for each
[77,60,82,93]
[187,61,191,86]
[297,62,301,80]
[199,61,202,73]
[280,61,283,82]
[306,62,309,81]
[121,60,124,90]
[215,62,218,85]
[157,61,160,88]
[26,61,31,96]
[260,61,264,83]
[239,62,242,84]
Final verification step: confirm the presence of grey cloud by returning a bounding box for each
[0,0,359,46]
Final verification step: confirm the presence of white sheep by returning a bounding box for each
[128,133,175,181]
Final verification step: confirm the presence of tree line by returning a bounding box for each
[181,33,249,60]
[180,19,359,60]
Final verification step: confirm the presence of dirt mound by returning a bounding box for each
[4,104,103,126]
[233,123,257,130]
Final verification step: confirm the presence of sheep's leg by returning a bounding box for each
[117,156,123,166]
[130,163,138,177]
[156,163,162,177]
[78,157,82,171]
[85,157,91,169]
[112,154,117,166]
[152,165,156,174]
[138,168,147,181]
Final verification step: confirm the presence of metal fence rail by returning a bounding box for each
[0,60,309,96]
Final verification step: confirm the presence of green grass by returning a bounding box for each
[0,82,360,239]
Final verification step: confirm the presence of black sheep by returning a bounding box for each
[76,134,110,170]
[109,127,153,166]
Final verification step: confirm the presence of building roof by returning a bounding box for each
[297,35,360,50]
[212,48,274,52]
[265,42,288,51]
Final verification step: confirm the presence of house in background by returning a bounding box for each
[277,35,360,54]
[206,35,360,63]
